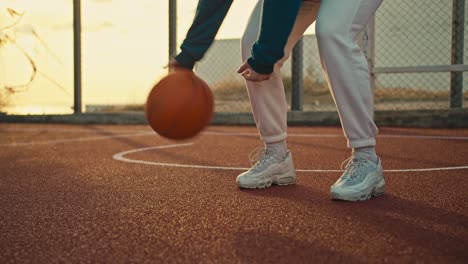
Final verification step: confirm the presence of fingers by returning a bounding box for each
[237,60,271,82]
[241,70,270,82]
[236,61,249,74]
[240,69,251,79]
[242,70,253,81]
[244,74,269,82]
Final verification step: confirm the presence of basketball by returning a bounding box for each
[145,69,214,140]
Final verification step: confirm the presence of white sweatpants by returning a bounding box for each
[241,0,383,148]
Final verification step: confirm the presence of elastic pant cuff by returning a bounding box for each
[348,138,376,148]
[262,132,287,144]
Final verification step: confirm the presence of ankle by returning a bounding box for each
[352,146,378,163]
[265,140,287,160]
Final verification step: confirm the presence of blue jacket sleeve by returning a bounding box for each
[175,0,234,70]
[248,0,302,74]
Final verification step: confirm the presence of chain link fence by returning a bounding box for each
[373,0,466,110]
[197,0,467,113]
[0,0,466,123]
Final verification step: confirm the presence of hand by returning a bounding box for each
[237,60,271,82]
[165,58,186,72]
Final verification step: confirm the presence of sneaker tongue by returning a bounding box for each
[265,147,276,155]
[266,147,287,162]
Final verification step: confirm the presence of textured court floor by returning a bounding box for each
[1,124,467,263]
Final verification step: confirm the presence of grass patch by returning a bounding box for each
[374,87,468,102]
[85,81,467,113]
[212,76,330,101]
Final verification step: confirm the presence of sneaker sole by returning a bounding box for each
[238,173,296,189]
[331,178,385,202]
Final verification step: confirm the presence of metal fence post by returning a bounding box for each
[450,0,465,108]
[291,37,303,111]
[169,0,177,63]
[73,0,82,113]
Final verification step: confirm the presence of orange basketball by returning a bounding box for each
[145,69,214,140]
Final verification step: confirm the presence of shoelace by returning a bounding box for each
[248,147,277,168]
[249,147,267,166]
[340,156,368,180]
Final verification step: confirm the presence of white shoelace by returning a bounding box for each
[249,147,266,166]
[248,147,278,170]
[340,156,368,180]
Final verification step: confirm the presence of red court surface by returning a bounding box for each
[1,123,467,263]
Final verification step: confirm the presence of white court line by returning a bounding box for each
[0,127,150,134]
[205,131,468,140]
[0,132,154,147]
[112,143,251,171]
[112,138,468,173]
[378,134,468,141]
[5,127,468,140]
[2,127,467,172]
[3,128,468,147]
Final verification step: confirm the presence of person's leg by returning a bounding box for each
[316,0,382,151]
[241,0,320,146]
[237,0,320,189]
[315,0,385,201]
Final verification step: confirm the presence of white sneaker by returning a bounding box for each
[331,152,385,201]
[236,148,296,189]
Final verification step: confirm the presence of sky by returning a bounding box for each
[0,0,315,114]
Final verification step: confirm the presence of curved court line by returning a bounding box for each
[3,126,467,171]
[112,143,251,171]
[0,132,154,147]
[112,141,468,173]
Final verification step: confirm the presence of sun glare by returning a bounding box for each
[0,0,288,115]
